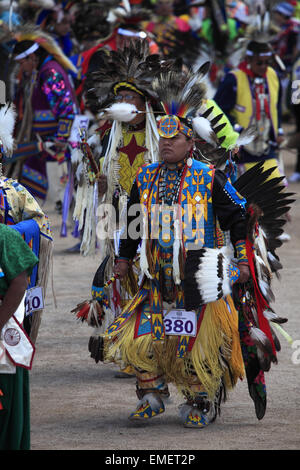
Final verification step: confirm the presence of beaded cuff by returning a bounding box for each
[235,240,248,265]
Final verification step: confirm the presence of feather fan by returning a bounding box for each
[234,162,295,260]
[184,245,240,309]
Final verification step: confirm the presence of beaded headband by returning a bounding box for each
[113,81,145,97]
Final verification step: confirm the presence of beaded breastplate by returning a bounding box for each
[136,159,216,250]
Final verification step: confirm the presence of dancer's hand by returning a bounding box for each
[237,264,250,284]
[98,174,108,197]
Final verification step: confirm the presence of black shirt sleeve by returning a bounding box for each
[212,169,247,245]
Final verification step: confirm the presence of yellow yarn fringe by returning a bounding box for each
[104,295,245,399]
[188,295,245,398]
[104,313,156,371]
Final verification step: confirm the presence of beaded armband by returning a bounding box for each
[235,240,248,265]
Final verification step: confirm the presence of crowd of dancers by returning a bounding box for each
[0,0,298,449]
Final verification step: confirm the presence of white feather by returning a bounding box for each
[194,245,236,303]
[173,218,181,285]
[76,161,84,182]
[181,72,202,101]
[258,279,274,301]
[255,254,265,265]
[140,212,152,280]
[255,13,262,31]
[145,101,159,163]
[71,147,83,165]
[87,133,100,148]
[0,104,16,156]
[233,127,256,148]
[267,251,276,262]
[274,54,286,72]
[192,116,217,147]
[263,310,279,322]
[263,11,270,32]
[102,103,139,122]
[249,326,273,354]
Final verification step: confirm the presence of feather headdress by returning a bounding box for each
[75,38,162,257]
[71,0,120,42]
[85,38,163,111]
[152,61,226,146]
[13,24,77,74]
[230,4,285,70]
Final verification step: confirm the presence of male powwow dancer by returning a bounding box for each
[99,62,293,427]
[71,39,167,375]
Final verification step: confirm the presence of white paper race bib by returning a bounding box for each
[163,309,197,337]
[69,115,90,142]
[25,287,44,317]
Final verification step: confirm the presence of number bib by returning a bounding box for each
[25,287,44,317]
[163,309,196,337]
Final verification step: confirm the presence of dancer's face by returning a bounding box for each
[159,132,193,164]
[18,53,38,76]
[54,14,72,36]
[114,89,146,125]
[249,56,270,77]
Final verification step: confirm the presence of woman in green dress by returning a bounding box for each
[0,224,38,450]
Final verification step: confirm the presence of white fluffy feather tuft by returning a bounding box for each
[0,104,16,156]
[192,116,217,147]
[101,103,139,122]
[137,393,163,411]
[231,127,256,149]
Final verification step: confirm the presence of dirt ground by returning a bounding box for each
[29,147,300,451]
